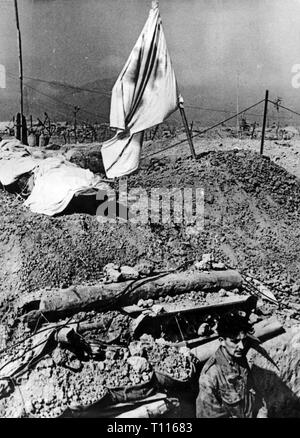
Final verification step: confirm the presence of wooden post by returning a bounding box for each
[260,90,269,155]
[151,124,159,141]
[236,71,240,138]
[73,106,80,144]
[14,0,26,143]
[15,112,21,140]
[178,95,196,159]
[21,114,27,145]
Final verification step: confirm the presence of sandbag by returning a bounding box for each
[155,361,197,394]
[108,371,157,403]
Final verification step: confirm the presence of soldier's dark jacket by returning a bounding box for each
[196,346,265,418]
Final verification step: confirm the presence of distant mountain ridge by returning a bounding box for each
[0,76,115,123]
[1,75,297,126]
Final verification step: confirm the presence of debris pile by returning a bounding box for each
[0,334,194,418]
[0,354,109,418]
[2,150,300,306]
[1,148,300,417]
[145,341,193,382]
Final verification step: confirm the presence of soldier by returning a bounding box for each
[196,310,268,418]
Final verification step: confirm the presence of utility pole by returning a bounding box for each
[236,71,240,138]
[14,0,26,143]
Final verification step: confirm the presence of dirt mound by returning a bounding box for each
[2,148,300,418]
[1,149,300,306]
[132,149,300,287]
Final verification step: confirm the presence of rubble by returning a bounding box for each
[120,266,140,280]
[2,150,300,306]
[1,147,300,417]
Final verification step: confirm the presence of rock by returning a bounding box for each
[249,313,260,324]
[129,341,144,357]
[218,288,227,297]
[146,298,154,307]
[212,262,226,270]
[105,349,117,361]
[292,284,300,294]
[152,304,164,314]
[53,407,63,417]
[195,253,213,270]
[197,323,210,336]
[127,356,149,373]
[120,266,139,280]
[142,372,150,381]
[103,263,122,282]
[107,269,122,283]
[134,261,154,276]
[202,253,213,263]
[138,299,146,308]
[98,361,105,371]
[68,358,82,371]
[52,348,65,366]
[194,261,208,270]
[103,263,119,271]
[24,400,33,413]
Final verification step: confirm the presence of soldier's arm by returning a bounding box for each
[196,369,228,418]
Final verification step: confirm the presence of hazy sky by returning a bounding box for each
[1,0,300,121]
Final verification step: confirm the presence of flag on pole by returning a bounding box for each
[101,0,178,178]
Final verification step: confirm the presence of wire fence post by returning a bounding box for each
[260,90,269,155]
[73,106,80,144]
[178,94,196,159]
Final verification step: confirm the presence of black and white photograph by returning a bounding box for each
[0,0,300,422]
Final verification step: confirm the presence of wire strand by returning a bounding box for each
[142,99,265,159]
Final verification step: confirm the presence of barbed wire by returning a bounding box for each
[142,98,265,159]
[20,74,112,97]
[6,72,109,122]
[186,104,264,118]
[268,99,300,118]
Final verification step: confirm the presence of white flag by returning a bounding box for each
[101,1,178,178]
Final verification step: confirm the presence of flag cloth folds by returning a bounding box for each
[101,1,178,178]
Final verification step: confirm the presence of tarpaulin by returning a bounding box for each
[101,1,178,178]
[0,138,37,186]
[24,157,109,216]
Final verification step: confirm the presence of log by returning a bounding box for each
[36,270,243,319]
[191,317,284,364]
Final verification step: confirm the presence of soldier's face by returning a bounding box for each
[221,331,247,360]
